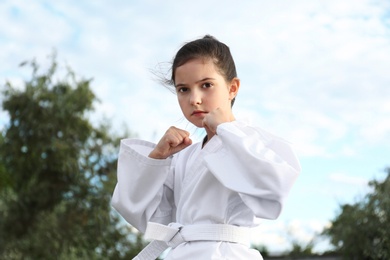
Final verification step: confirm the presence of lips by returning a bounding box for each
[191,110,207,116]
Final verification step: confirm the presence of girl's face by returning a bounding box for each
[174,58,239,128]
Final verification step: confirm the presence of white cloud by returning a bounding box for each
[313,172,372,204]
[251,218,331,254]
[329,172,369,186]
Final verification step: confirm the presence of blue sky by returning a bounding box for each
[1,0,390,254]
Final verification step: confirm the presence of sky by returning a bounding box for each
[1,0,390,254]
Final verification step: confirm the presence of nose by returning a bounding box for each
[190,89,202,105]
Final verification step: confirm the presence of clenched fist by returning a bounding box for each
[202,107,235,137]
[149,126,192,159]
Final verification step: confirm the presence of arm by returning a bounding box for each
[112,127,191,232]
[203,121,301,220]
[111,139,175,233]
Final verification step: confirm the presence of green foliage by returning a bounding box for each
[286,240,315,258]
[323,169,390,260]
[251,244,270,257]
[282,226,316,258]
[0,55,146,259]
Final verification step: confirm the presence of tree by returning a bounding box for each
[285,240,315,258]
[323,169,390,259]
[251,244,270,257]
[0,55,146,259]
[282,224,316,258]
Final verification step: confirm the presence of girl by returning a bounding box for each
[112,35,300,259]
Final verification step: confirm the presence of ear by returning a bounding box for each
[228,78,240,100]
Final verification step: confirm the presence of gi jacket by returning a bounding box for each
[112,120,301,259]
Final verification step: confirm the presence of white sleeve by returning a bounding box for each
[111,139,175,233]
[203,121,301,220]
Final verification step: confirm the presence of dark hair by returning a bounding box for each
[168,35,238,106]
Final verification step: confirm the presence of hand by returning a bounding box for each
[202,107,235,136]
[149,126,192,159]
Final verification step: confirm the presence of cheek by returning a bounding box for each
[177,96,187,110]
[217,90,231,104]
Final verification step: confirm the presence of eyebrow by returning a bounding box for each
[175,77,216,88]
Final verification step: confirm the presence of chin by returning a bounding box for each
[189,121,204,128]
[186,117,203,128]
[194,123,204,128]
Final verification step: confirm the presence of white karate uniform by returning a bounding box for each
[112,120,300,259]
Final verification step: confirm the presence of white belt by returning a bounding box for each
[133,222,251,260]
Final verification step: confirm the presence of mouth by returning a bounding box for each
[191,110,207,116]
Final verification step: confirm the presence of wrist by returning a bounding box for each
[148,150,166,159]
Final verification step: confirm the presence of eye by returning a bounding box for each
[202,82,213,88]
[177,87,189,93]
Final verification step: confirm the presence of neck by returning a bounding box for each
[202,135,208,148]
[203,129,215,148]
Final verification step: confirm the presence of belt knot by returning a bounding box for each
[144,222,184,248]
